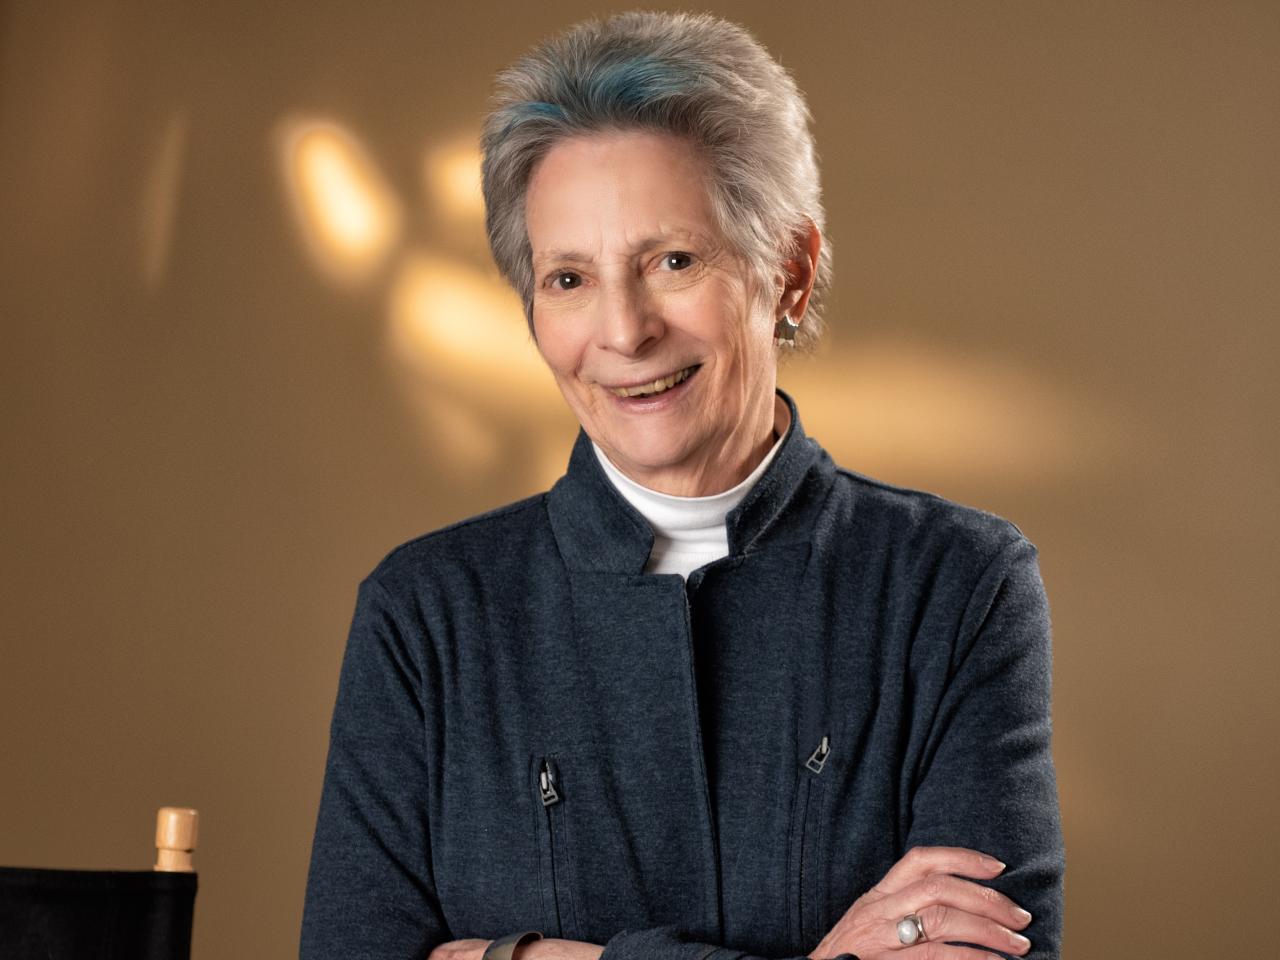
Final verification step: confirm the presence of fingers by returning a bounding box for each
[425,940,488,960]
[875,846,1006,895]
[522,940,605,960]
[909,905,1030,957]
[902,945,1014,960]
[881,873,1031,934]
[862,849,1032,958]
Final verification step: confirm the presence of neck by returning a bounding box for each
[607,393,791,498]
[593,426,786,578]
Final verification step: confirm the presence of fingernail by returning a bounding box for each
[1012,933,1031,949]
[1014,907,1032,923]
[985,855,1007,870]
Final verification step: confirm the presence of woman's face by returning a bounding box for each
[525,130,780,496]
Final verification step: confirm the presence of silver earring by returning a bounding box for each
[773,314,798,347]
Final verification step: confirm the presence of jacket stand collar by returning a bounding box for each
[546,389,828,575]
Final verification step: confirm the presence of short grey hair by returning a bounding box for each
[480,10,831,352]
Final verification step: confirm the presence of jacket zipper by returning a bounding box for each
[536,757,567,937]
[805,734,831,774]
[539,759,562,806]
[797,734,830,950]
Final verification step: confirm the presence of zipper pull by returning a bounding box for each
[539,759,561,806]
[805,735,830,774]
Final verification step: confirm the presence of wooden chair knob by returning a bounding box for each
[154,807,199,872]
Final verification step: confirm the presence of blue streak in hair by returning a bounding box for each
[588,55,694,112]
[499,56,695,139]
[511,101,568,121]
[499,100,567,139]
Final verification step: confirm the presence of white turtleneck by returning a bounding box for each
[592,413,787,579]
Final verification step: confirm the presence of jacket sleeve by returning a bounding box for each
[300,576,450,960]
[904,535,1065,960]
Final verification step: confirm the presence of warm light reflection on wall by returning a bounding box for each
[264,119,1111,491]
[386,250,576,486]
[780,339,1121,483]
[276,118,401,285]
[424,140,484,220]
[139,111,188,292]
[388,251,562,410]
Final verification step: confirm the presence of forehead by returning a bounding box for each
[525,130,720,260]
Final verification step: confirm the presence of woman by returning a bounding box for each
[301,12,1063,960]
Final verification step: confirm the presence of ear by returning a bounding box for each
[775,217,822,326]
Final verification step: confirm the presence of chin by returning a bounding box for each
[601,431,696,477]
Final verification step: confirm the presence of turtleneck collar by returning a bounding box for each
[546,389,835,576]
[590,407,787,577]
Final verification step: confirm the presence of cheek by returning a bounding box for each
[714,305,763,367]
[681,287,746,351]
[531,314,579,378]
[726,312,776,389]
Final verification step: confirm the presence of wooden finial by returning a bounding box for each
[154,807,199,872]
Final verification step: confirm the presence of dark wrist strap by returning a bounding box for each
[482,930,543,960]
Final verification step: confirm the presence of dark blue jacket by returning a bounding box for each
[301,392,1064,960]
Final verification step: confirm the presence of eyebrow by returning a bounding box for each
[532,250,593,269]
[531,231,711,270]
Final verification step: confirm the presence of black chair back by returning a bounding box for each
[0,866,197,960]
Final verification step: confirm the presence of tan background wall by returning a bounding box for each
[1,1,1276,957]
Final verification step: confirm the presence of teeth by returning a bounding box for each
[611,366,694,398]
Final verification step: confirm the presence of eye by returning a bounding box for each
[661,252,694,271]
[550,271,582,290]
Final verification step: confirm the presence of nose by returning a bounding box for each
[594,278,664,357]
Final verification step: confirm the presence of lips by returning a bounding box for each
[607,365,698,399]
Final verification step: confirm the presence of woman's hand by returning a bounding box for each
[428,940,489,960]
[427,938,604,960]
[809,847,1033,960]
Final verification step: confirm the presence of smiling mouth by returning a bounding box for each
[608,365,699,399]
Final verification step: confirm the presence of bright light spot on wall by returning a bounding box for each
[276,117,401,285]
[780,338,1123,485]
[386,250,575,484]
[387,251,561,411]
[425,140,484,220]
[139,111,188,292]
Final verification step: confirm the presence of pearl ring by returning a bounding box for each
[896,913,926,945]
